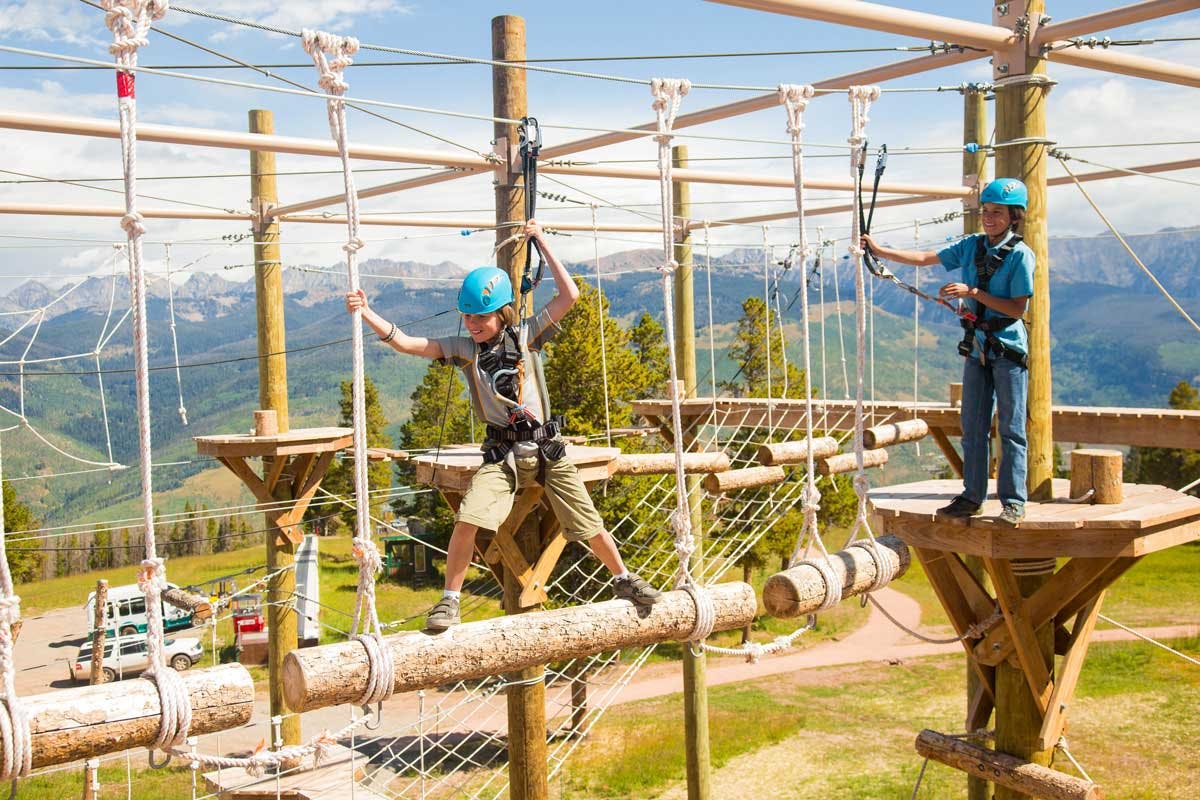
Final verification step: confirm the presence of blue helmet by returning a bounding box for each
[980,178,1027,209]
[457,266,514,315]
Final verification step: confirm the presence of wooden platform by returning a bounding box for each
[869,479,1200,558]
[412,443,621,492]
[196,426,354,458]
[203,743,387,799]
[633,397,1200,450]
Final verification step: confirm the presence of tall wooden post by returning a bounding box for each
[962,85,993,800]
[249,109,300,750]
[992,2,1054,796]
[88,580,108,685]
[673,146,712,800]
[492,16,548,800]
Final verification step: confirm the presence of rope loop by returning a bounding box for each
[120,211,146,238]
[777,83,815,137]
[681,582,716,646]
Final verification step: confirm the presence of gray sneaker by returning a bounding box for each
[425,597,460,631]
[613,574,662,606]
[998,503,1025,526]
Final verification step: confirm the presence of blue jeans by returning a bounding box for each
[960,355,1028,507]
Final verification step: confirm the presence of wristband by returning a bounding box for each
[380,322,398,344]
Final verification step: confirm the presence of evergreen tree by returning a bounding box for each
[90,525,112,571]
[720,296,806,399]
[628,312,670,397]
[215,517,231,553]
[394,361,474,541]
[1127,380,1200,494]
[542,279,651,437]
[316,375,392,531]
[2,481,40,583]
[205,516,218,555]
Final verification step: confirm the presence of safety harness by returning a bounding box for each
[475,117,565,484]
[957,234,1029,368]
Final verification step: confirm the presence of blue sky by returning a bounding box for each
[0,1,1198,284]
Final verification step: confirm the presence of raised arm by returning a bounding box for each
[346,289,443,359]
[861,234,941,267]
[526,219,579,324]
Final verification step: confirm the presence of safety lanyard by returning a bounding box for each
[855,143,978,324]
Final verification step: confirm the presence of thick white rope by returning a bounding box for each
[911,219,921,456]
[761,226,774,434]
[777,84,842,614]
[845,85,899,595]
[591,205,613,447]
[649,77,715,646]
[302,27,394,706]
[162,243,188,425]
[100,0,192,765]
[702,223,719,413]
[0,436,31,793]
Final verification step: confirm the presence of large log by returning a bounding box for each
[756,436,839,466]
[26,664,253,769]
[863,419,929,449]
[763,535,911,618]
[915,729,1103,800]
[611,451,731,476]
[701,466,786,493]
[817,449,888,475]
[283,583,758,712]
[1069,449,1123,504]
[162,587,213,623]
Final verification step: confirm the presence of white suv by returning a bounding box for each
[69,637,203,683]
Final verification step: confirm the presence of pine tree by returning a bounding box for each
[2,481,40,583]
[91,525,112,571]
[541,279,650,437]
[205,516,218,555]
[315,375,392,531]
[1127,380,1200,494]
[720,296,807,399]
[628,312,670,397]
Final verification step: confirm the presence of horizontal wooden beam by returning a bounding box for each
[268,167,484,218]
[283,582,757,712]
[539,49,983,160]
[633,398,1200,450]
[763,535,911,618]
[1046,44,1200,88]
[0,109,488,168]
[0,202,250,221]
[1034,0,1200,47]
[279,213,664,233]
[704,0,1014,51]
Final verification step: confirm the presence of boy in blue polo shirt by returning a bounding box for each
[862,178,1034,525]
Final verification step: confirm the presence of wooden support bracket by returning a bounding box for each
[983,557,1053,717]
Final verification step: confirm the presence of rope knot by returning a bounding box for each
[343,236,365,254]
[658,259,678,275]
[138,557,166,593]
[121,211,146,238]
[0,596,20,628]
[853,472,871,496]
[743,641,765,664]
[352,537,383,575]
[777,83,815,136]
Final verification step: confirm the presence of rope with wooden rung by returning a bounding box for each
[843,85,900,595]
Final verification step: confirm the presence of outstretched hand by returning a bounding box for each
[524,218,544,243]
[346,288,369,314]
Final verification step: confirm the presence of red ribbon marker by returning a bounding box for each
[116,71,136,99]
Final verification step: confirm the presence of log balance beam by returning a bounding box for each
[915,730,1102,800]
[611,451,731,476]
[763,535,911,618]
[283,584,756,713]
[27,664,252,769]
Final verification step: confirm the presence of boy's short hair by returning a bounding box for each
[497,304,518,328]
[1008,206,1024,233]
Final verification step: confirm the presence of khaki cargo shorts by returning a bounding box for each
[454,452,604,542]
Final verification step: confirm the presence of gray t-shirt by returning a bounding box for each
[435,308,560,427]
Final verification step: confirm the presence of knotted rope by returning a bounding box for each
[302,27,394,707]
[100,0,193,766]
[845,85,900,595]
[648,78,714,647]
[0,437,30,795]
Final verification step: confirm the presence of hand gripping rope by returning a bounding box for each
[301,27,395,713]
[846,86,900,595]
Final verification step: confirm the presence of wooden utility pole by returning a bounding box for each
[673,145,712,800]
[992,1,1054,796]
[88,580,107,685]
[491,16,548,800]
[961,84,993,800]
[249,109,300,750]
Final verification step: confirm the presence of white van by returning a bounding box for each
[84,582,193,638]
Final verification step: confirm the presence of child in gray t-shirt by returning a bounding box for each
[346,219,661,630]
